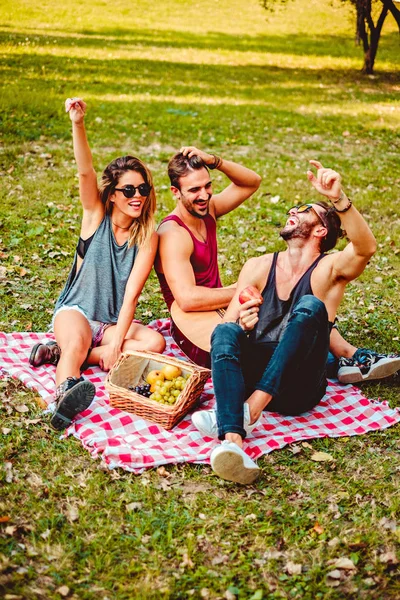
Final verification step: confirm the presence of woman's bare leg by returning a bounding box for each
[54,310,92,386]
[87,322,165,366]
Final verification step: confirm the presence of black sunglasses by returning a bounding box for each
[114,183,152,198]
[287,204,328,228]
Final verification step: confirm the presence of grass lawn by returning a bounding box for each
[0,0,399,598]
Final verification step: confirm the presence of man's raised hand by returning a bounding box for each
[180,146,216,167]
[65,97,87,123]
[307,160,342,202]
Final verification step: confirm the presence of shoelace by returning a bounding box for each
[354,349,386,368]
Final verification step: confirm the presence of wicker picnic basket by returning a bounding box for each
[105,350,211,429]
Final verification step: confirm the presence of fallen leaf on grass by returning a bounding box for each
[126,502,142,512]
[379,551,398,565]
[285,561,302,575]
[310,451,334,462]
[2,428,11,435]
[5,525,17,536]
[327,569,341,579]
[0,516,11,522]
[330,557,356,570]
[66,505,79,523]
[157,466,169,477]
[27,473,43,488]
[181,551,194,569]
[14,404,29,413]
[313,522,324,534]
[56,585,69,597]
[289,445,302,454]
[326,569,342,587]
[301,442,313,449]
[4,462,13,483]
[378,517,397,532]
[40,529,51,539]
[178,481,212,495]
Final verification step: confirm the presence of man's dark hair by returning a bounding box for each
[314,200,344,252]
[168,153,208,189]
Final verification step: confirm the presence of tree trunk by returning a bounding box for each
[361,3,389,74]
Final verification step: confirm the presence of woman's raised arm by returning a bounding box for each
[65,97,102,214]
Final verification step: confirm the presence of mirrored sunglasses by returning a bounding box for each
[287,204,328,228]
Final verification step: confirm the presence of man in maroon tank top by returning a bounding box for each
[154,146,262,366]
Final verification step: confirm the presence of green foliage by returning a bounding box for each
[0,1,399,598]
[261,0,400,73]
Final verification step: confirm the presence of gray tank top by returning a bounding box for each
[54,215,138,323]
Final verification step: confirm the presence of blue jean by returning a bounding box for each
[210,295,330,440]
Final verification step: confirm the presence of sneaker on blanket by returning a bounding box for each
[337,348,400,384]
[50,376,95,431]
[210,441,260,484]
[29,341,60,368]
[191,402,261,438]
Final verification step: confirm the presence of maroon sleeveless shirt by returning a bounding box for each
[156,213,222,309]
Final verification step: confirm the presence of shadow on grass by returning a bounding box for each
[1,27,399,64]
[0,27,398,145]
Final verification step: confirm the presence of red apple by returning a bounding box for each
[238,285,263,305]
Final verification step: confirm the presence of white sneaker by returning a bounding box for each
[210,441,260,484]
[191,403,261,438]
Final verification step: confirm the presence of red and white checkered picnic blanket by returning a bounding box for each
[1,319,399,474]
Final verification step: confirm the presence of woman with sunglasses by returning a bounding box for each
[29,97,165,430]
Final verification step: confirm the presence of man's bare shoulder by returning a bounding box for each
[239,253,274,286]
[243,253,274,271]
[157,216,180,235]
[157,217,193,259]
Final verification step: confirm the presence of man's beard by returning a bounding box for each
[181,193,211,218]
[280,221,314,242]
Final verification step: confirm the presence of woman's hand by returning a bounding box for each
[237,298,262,332]
[65,97,87,124]
[98,345,121,372]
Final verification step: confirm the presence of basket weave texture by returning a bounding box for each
[105,350,211,429]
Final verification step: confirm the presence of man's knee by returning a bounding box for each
[291,295,327,323]
[211,322,243,361]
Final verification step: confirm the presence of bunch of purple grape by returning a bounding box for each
[128,383,151,397]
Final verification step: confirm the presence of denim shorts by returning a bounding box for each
[51,305,112,348]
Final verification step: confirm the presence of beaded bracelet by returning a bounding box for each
[208,154,222,170]
[333,198,352,213]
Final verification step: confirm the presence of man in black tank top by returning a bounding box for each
[191,161,379,485]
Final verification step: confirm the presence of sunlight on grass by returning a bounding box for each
[1,1,399,599]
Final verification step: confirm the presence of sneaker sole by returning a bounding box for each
[29,341,58,368]
[337,367,364,384]
[212,450,260,485]
[362,357,400,382]
[51,381,96,431]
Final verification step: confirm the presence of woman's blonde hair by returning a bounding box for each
[99,156,156,248]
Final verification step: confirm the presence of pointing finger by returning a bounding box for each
[309,160,323,170]
[306,170,317,183]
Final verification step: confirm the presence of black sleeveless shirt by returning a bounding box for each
[248,251,331,345]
